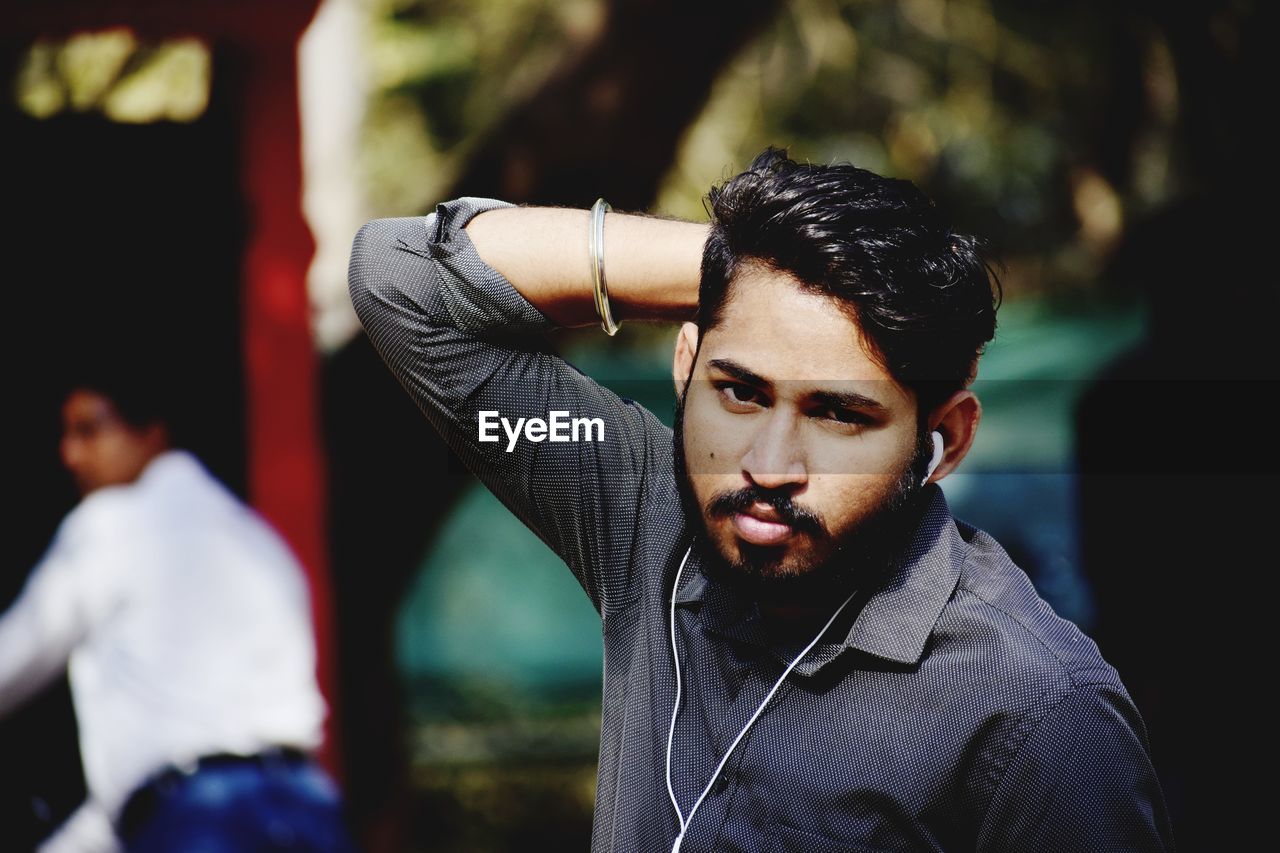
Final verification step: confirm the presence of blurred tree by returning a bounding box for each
[361,0,784,212]
[447,0,784,208]
[362,0,1263,282]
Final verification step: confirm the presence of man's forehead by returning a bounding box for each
[63,389,118,421]
[703,264,902,389]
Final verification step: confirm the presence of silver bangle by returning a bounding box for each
[588,198,620,336]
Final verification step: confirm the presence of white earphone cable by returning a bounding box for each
[665,544,858,853]
[664,545,694,837]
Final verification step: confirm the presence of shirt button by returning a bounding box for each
[714,772,732,793]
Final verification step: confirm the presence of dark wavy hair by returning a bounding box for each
[61,339,177,433]
[698,148,1000,416]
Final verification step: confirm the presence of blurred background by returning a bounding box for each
[2,0,1271,850]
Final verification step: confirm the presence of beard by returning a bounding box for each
[672,382,934,609]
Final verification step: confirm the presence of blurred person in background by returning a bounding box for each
[0,353,357,853]
[350,149,1173,851]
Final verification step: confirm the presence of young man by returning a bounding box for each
[349,149,1173,851]
[0,367,355,852]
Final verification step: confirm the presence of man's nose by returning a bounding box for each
[740,409,807,491]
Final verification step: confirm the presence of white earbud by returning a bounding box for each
[922,430,944,486]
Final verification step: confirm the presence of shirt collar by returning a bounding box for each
[138,448,204,486]
[675,484,967,674]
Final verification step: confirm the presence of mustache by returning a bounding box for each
[706,486,826,538]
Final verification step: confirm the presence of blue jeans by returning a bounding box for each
[123,758,358,852]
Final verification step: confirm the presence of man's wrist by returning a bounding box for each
[604,213,705,325]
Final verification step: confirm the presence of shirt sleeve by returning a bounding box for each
[976,680,1176,852]
[0,514,96,716]
[36,799,122,853]
[347,197,672,618]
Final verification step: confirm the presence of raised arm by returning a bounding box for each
[348,198,703,617]
[463,205,704,327]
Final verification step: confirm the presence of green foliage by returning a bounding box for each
[361,0,603,214]
[657,0,1180,294]
[362,0,1183,295]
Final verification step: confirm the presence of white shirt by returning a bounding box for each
[0,451,327,850]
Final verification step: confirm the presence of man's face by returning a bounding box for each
[60,389,165,496]
[675,264,928,600]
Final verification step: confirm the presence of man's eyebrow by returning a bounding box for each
[707,359,770,389]
[809,389,888,413]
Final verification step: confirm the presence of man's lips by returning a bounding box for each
[731,511,795,546]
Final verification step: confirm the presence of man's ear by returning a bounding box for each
[925,390,982,483]
[143,422,171,455]
[673,322,700,396]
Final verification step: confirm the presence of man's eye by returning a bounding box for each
[716,382,762,407]
[816,407,869,428]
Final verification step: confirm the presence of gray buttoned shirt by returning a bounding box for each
[348,197,1174,852]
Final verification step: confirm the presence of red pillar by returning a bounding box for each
[235,23,341,777]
